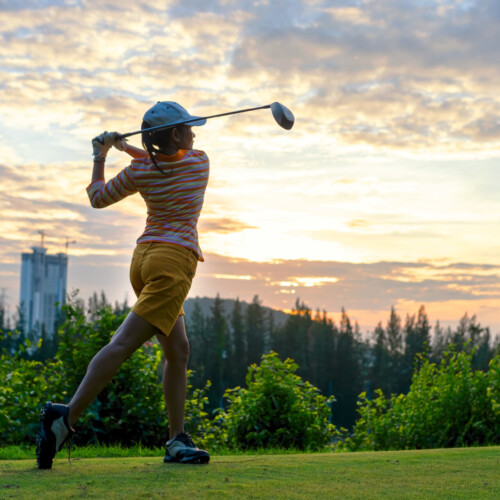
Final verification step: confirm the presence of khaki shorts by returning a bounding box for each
[130,242,198,336]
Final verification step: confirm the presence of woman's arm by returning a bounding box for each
[122,142,149,159]
[91,132,113,183]
[91,158,106,183]
[88,132,137,208]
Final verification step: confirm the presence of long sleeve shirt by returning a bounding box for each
[86,149,209,261]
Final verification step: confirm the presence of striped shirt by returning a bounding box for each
[86,149,209,261]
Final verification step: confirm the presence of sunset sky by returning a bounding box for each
[1,0,500,334]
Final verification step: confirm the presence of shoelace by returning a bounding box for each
[177,432,196,448]
[66,434,74,466]
[185,433,197,448]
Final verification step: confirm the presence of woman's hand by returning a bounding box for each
[112,134,128,152]
[92,131,120,161]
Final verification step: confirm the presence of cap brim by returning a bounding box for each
[188,117,206,126]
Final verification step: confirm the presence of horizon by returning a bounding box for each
[3,249,498,338]
[1,1,500,336]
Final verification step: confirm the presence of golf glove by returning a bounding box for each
[112,135,128,152]
[92,131,119,160]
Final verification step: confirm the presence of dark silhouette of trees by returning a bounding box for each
[184,297,497,430]
[229,298,246,387]
[245,295,266,367]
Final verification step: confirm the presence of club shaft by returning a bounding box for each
[119,104,272,139]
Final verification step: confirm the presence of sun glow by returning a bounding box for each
[212,274,253,280]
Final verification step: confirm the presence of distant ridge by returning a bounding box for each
[184,296,289,326]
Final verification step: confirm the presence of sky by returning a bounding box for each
[1,0,500,335]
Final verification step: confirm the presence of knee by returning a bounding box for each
[166,336,190,366]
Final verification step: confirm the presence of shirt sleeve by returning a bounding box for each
[86,165,137,208]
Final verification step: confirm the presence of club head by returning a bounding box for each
[270,102,294,130]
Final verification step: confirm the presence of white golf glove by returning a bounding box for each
[92,131,120,160]
[112,134,128,152]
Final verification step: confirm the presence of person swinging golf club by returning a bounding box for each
[36,101,211,468]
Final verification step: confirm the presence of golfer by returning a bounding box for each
[36,101,210,468]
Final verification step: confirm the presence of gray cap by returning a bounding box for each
[143,101,206,128]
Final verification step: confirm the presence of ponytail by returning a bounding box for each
[141,120,169,175]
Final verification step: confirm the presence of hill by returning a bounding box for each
[184,296,289,326]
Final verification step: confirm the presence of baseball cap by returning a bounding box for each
[143,101,206,128]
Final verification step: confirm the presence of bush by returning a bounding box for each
[0,301,214,448]
[0,335,66,446]
[54,302,167,446]
[341,347,500,451]
[219,352,335,450]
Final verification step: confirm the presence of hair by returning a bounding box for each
[141,121,186,175]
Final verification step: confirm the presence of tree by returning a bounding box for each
[308,310,336,397]
[449,314,494,371]
[87,291,110,321]
[431,320,448,365]
[385,307,404,394]
[332,308,362,429]
[272,299,312,377]
[370,322,390,396]
[0,293,5,331]
[207,294,228,408]
[229,298,246,387]
[386,306,402,355]
[187,299,209,389]
[402,306,430,392]
[14,304,26,336]
[245,295,266,367]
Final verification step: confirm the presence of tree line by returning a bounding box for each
[1,292,498,431]
[186,295,498,430]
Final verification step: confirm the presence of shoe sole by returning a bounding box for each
[164,453,210,464]
[179,454,210,464]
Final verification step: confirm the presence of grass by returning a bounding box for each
[1,446,498,499]
[0,444,308,460]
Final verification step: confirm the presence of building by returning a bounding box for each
[19,247,68,338]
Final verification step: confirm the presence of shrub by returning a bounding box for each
[0,335,66,446]
[0,301,214,448]
[219,352,335,450]
[341,347,500,451]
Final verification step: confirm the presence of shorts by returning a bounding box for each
[129,242,198,336]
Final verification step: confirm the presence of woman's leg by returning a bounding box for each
[156,316,190,439]
[68,311,159,427]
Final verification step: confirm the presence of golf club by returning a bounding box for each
[118,102,294,140]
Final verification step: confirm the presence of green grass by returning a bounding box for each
[1,447,498,499]
[0,444,164,460]
[0,445,309,460]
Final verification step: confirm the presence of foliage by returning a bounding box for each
[0,332,66,446]
[2,291,499,451]
[341,347,500,451]
[0,300,214,448]
[56,302,166,446]
[219,352,335,450]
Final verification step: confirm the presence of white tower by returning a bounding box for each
[19,246,68,338]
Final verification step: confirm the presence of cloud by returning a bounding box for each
[1,0,500,333]
[193,253,500,308]
[224,0,500,152]
[185,253,500,331]
[199,217,258,234]
[0,0,498,158]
